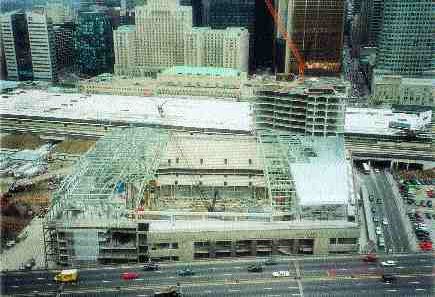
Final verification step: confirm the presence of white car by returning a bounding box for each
[374,169,380,173]
[382,219,389,226]
[381,260,397,267]
[272,271,290,278]
[376,226,382,235]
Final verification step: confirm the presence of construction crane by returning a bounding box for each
[264,0,305,81]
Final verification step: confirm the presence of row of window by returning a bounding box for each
[167,158,253,165]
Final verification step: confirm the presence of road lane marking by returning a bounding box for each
[11,285,19,288]
[36,277,45,280]
[234,266,242,269]
[409,281,420,284]
[223,273,233,276]
[102,280,111,283]
[386,289,398,292]
[423,265,432,268]
[228,289,240,292]
[135,278,144,281]
[288,286,299,289]
[264,287,273,290]
[415,288,426,291]
[292,294,301,296]
[204,290,212,294]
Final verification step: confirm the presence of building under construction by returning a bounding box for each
[255,77,348,136]
[43,126,358,267]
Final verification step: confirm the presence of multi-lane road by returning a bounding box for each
[362,170,413,253]
[2,253,433,297]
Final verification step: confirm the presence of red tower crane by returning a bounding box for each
[264,0,305,81]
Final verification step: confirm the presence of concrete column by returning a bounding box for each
[251,240,257,256]
[313,237,329,255]
[230,241,236,257]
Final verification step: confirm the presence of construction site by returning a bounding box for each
[42,126,359,267]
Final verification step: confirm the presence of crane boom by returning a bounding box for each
[264,0,304,79]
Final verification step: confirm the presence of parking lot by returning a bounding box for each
[394,169,434,252]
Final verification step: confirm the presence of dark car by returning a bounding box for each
[177,268,194,276]
[247,264,263,272]
[382,274,397,283]
[143,262,160,271]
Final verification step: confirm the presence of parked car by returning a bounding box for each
[375,226,382,235]
[121,272,139,280]
[382,219,389,226]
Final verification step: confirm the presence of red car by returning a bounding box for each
[121,272,139,280]
[419,241,432,252]
[362,254,378,262]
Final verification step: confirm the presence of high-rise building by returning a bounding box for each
[1,11,33,81]
[278,0,345,75]
[120,0,135,25]
[184,27,249,72]
[359,0,384,47]
[135,0,192,73]
[375,0,434,77]
[113,25,136,76]
[75,11,114,76]
[201,0,256,71]
[80,0,96,11]
[27,7,58,81]
[0,22,6,80]
[53,22,74,70]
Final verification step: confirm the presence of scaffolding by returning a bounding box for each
[43,127,169,266]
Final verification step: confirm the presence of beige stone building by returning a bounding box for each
[371,75,434,107]
[113,25,136,77]
[135,0,192,73]
[184,27,249,72]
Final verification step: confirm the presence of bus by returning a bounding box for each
[362,163,370,174]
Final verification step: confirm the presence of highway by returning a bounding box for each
[2,253,433,296]
[362,170,412,253]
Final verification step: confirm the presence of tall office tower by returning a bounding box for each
[255,0,274,72]
[375,0,434,77]
[201,0,256,71]
[46,0,68,24]
[53,22,74,70]
[113,25,136,76]
[75,11,114,76]
[0,22,6,80]
[281,0,345,75]
[184,27,249,72]
[359,0,384,47]
[120,0,135,25]
[135,0,192,73]
[1,11,33,81]
[27,8,58,81]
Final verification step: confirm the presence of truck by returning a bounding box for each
[54,269,79,283]
[154,286,182,297]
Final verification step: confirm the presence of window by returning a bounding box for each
[329,238,337,244]
[176,157,179,164]
[224,181,228,186]
[200,158,203,165]
[172,242,179,249]
[337,238,357,244]
[224,158,228,165]
[248,159,252,165]
[168,159,171,165]
[174,181,178,185]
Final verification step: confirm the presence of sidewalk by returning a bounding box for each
[0,218,46,271]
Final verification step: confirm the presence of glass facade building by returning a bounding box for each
[376,0,434,77]
[74,11,114,76]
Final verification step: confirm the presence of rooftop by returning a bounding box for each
[290,136,350,206]
[161,66,241,77]
[0,89,252,132]
[115,25,135,32]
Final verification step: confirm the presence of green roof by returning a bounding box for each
[161,66,240,77]
[116,25,135,32]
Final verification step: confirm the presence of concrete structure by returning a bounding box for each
[371,75,435,107]
[42,127,358,266]
[255,77,348,136]
[46,0,72,24]
[184,27,249,72]
[113,25,136,76]
[27,7,57,82]
[134,0,192,74]
[358,0,384,48]
[1,11,33,81]
[375,0,434,77]
[277,0,345,75]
